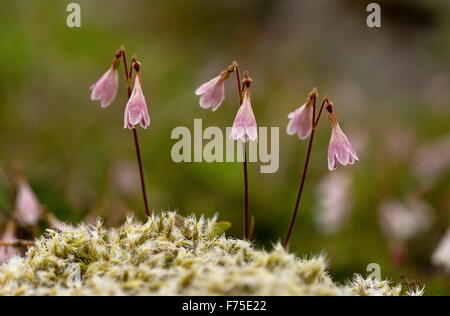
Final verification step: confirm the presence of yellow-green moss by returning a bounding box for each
[0,212,423,296]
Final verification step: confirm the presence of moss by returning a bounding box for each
[0,212,423,296]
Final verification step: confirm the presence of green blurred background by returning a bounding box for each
[0,0,449,295]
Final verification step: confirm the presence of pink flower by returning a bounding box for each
[14,179,42,227]
[195,74,227,111]
[230,91,257,142]
[315,170,352,235]
[0,222,18,264]
[90,66,119,108]
[327,113,359,171]
[124,74,150,129]
[379,198,432,241]
[287,100,314,139]
[432,229,450,272]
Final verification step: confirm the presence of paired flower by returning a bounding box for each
[90,47,151,217]
[90,57,120,108]
[124,72,150,129]
[230,80,258,143]
[286,92,358,171]
[195,64,257,240]
[90,51,150,130]
[283,91,358,247]
[195,70,230,111]
[327,106,358,171]
[287,89,316,140]
[14,179,42,227]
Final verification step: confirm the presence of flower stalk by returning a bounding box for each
[283,92,328,249]
[119,48,151,217]
[195,61,257,241]
[233,64,251,240]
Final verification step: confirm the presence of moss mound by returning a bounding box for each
[0,212,423,296]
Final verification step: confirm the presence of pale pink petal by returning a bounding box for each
[124,75,150,129]
[230,93,258,143]
[286,103,313,140]
[327,114,358,171]
[231,127,245,141]
[328,151,337,171]
[195,77,220,95]
[90,68,119,108]
[196,76,226,111]
[246,126,258,142]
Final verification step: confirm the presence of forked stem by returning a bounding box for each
[283,96,328,249]
[233,62,250,240]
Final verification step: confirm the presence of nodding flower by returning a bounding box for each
[230,77,257,143]
[124,71,150,129]
[14,179,42,227]
[287,89,316,139]
[327,107,358,171]
[90,57,120,108]
[0,221,18,264]
[195,69,231,112]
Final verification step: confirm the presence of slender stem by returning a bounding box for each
[243,143,249,240]
[234,63,243,103]
[120,48,132,97]
[132,128,150,217]
[314,98,328,127]
[283,95,321,249]
[233,63,249,240]
[121,48,150,217]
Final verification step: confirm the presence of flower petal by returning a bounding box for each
[124,75,150,129]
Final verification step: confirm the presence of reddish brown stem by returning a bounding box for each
[243,143,249,240]
[283,95,327,249]
[233,62,249,240]
[132,128,150,217]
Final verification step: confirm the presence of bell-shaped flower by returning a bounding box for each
[327,113,359,171]
[14,179,42,227]
[90,60,120,108]
[195,71,229,111]
[124,74,150,129]
[230,90,257,142]
[287,100,314,140]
